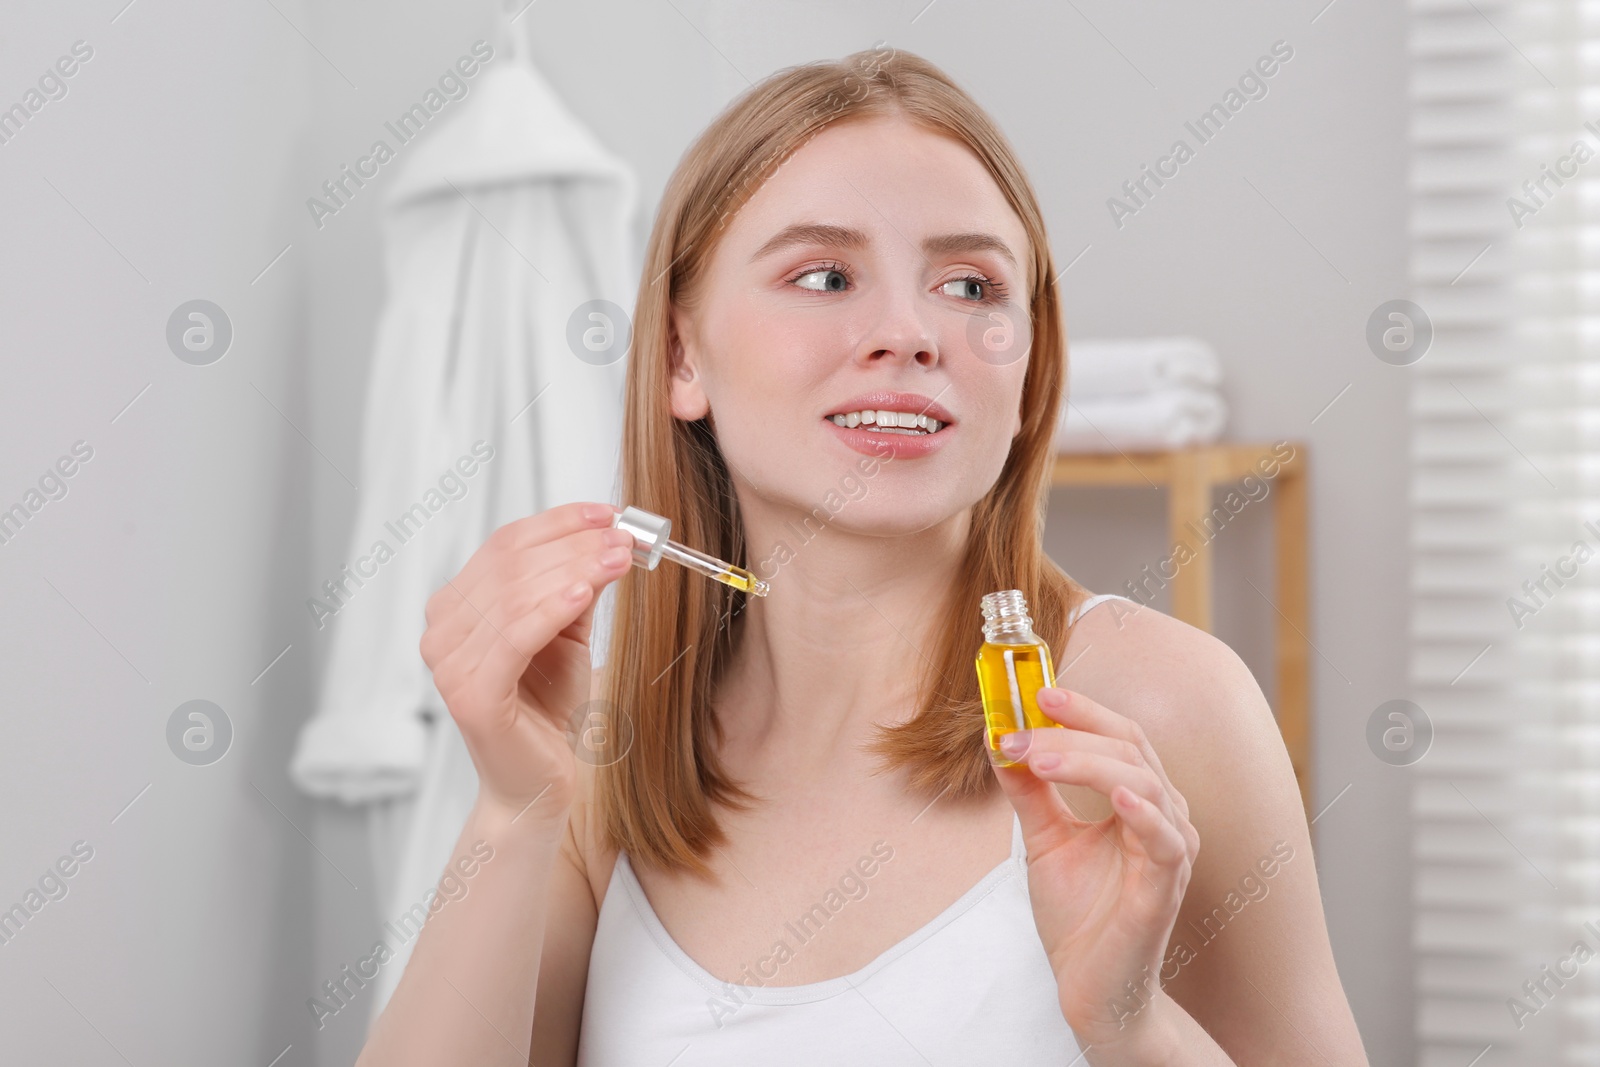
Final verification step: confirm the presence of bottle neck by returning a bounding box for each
[980,589,1036,644]
[983,616,1038,643]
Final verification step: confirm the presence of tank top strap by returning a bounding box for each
[1066,592,1131,628]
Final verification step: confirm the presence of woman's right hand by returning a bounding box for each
[419,501,633,823]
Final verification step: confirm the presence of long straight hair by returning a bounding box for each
[595,46,1088,875]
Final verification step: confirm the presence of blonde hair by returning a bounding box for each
[595,45,1088,875]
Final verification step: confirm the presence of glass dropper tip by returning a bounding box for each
[611,505,770,597]
[658,539,769,597]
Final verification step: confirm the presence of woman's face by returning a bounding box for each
[670,113,1035,537]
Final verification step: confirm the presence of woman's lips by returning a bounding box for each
[822,416,952,459]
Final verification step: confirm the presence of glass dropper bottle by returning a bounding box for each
[611,505,770,597]
[975,588,1058,766]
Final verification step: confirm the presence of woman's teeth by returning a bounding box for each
[827,409,945,434]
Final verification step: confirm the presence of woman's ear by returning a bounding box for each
[668,309,711,421]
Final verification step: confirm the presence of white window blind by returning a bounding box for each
[1412,0,1600,1063]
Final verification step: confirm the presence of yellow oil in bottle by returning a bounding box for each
[975,590,1058,767]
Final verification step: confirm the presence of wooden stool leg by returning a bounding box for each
[1273,458,1312,820]
[1168,450,1214,632]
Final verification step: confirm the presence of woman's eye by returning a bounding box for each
[942,277,988,302]
[793,268,849,292]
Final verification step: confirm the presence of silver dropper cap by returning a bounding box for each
[612,505,671,569]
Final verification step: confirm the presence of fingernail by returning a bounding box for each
[999,732,1026,754]
[583,503,614,523]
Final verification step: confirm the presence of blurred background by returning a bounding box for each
[2,0,1581,1064]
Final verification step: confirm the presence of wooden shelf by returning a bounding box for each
[1049,442,1312,821]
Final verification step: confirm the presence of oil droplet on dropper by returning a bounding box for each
[716,565,769,597]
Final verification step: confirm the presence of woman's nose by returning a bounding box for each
[854,288,940,368]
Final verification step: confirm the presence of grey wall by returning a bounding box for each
[0,0,319,1063]
[0,1,1410,1065]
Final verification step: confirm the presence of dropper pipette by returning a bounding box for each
[611,505,770,597]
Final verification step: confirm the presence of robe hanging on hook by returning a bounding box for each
[495,0,534,63]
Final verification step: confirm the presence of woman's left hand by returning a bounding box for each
[991,686,1201,1052]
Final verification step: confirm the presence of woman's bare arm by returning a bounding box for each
[353,797,569,1067]
[1060,600,1369,1064]
[355,685,606,1067]
[358,502,630,1065]
[528,758,604,1066]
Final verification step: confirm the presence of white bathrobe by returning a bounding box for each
[285,48,636,1024]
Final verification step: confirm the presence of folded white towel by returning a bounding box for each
[1068,336,1222,400]
[1054,386,1227,454]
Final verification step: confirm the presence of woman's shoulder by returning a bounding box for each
[1056,593,1275,774]
[1063,592,1254,692]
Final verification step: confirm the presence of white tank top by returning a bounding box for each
[574,593,1126,1064]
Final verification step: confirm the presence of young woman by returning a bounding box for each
[357,47,1367,1066]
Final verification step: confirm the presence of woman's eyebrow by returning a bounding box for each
[751,223,867,261]
[922,231,1017,268]
[751,222,1017,268]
